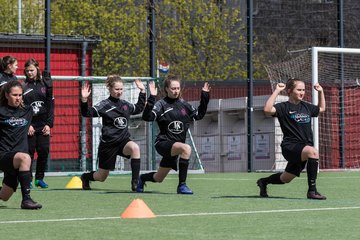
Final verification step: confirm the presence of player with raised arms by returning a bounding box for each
[257,78,326,200]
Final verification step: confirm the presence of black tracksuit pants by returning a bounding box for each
[28,133,50,180]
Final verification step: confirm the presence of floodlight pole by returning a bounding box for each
[45,0,51,72]
[148,0,156,169]
[18,0,22,33]
[149,0,156,78]
[44,0,52,170]
[80,41,89,172]
[337,0,345,168]
[246,0,254,172]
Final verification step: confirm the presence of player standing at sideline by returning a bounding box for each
[0,80,42,209]
[137,75,210,194]
[257,78,326,200]
[80,75,146,191]
[23,58,54,189]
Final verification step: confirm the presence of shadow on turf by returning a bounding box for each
[43,188,174,195]
[212,195,305,200]
[98,190,174,195]
[0,205,19,210]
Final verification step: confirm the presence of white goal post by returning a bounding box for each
[312,47,360,169]
[312,47,360,151]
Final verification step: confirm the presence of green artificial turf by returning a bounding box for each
[1,172,359,240]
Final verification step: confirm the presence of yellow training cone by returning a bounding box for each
[121,198,156,219]
[65,176,82,189]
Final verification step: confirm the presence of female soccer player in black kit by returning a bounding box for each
[23,58,54,188]
[80,75,146,191]
[0,55,18,88]
[0,81,42,209]
[137,75,210,194]
[257,78,326,200]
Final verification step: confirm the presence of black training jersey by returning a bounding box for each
[23,79,54,131]
[0,104,32,153]
[142,91,209,143]
[274,101,319,146]
[81,92,146,143]
[0,71,17,88]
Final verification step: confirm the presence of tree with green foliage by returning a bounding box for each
[156,0,246,80]
[0,0,44,34]
[1,0,252,80]
[51,0,149,76]
[51,0,249,80]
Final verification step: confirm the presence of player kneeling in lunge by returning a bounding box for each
[0,81,42,209]
[257,78,326,200]
[137,75,210,194]
[80,76,146,191]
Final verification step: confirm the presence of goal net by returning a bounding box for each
[265,47,360,170]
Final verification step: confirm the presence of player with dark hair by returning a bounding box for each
[80,76,146,191]
[23,58,54,188]
[257,78,326,200]
[137,75,210,194]
[0,80,42,209]
[0,55,18,88]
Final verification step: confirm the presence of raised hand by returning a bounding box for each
[148,81,158,96]
[81,82,91,102]
[314,83,323,92]
[276,82,286,91]
[134,79,145,93]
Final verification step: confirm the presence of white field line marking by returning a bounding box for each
[1,206,360,224]
[158,206,360,217]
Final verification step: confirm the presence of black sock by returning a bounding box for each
[84,171,95,181]
[263,172,284,185]
[307,158,319,192]
[130,158,140,181]
[18,171,32,201]
[178,158,189,185]
[140,172,156,183]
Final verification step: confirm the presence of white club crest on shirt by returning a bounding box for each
[30,101,44,114]
[114,117,127,129]
[168,121,183,134]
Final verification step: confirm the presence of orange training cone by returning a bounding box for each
[121,198,156,219]
[65,176,83,189]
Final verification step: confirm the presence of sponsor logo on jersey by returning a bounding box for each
[114,117,127,129]
[290,112,310,123]
[168,121,183,134]
[6,117,28,127]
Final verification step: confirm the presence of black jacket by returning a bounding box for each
[0,71,17,88]
[81,92,146,143]
[23,74,54,131]
[142,91,209,143]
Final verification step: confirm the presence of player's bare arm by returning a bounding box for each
[264,82,285,116]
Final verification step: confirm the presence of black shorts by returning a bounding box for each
[97,138,131,170]
[155,140,178,170]
[281,143,307,177]
[0,151,19,191]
